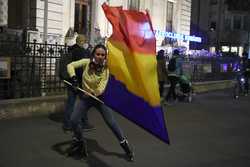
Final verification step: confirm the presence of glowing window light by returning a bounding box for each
[231,46,238,53]
[209,47,216,53]
[221,46,230,52]
[239,47,243,57]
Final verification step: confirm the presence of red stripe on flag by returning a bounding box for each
[102,3,156,55]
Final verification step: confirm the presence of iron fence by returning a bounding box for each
[0,39,241,100]
[183,56,240,82]
[0,40,68,99]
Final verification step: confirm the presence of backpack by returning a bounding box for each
[168,57,176,72]
[58,52,72,81]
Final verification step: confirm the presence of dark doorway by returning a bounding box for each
[74,0,89,35]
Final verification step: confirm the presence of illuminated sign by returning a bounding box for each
[154,30,202,43]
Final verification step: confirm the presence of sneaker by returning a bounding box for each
[81,123,96,132]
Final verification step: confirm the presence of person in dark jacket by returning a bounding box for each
[157,49,167,97]
[165,49,183,103]
[63,34,95,132]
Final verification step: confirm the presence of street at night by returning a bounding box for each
[1,90,250,167]
[1,0,250,167]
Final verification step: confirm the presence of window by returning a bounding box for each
[239,47,244,57]
[209,47,216,53]
[233,15,242,30]
[162,1,174,45]
[166,1,173,32]
[227,0,250,11]
[243,16,250,31]
[74,0,89,35]
[231,46,238,53]
[221,46,230,52]
[224,16,231,30]
[128,0,140,10]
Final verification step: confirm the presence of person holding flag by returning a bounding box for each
[67,44,134,161]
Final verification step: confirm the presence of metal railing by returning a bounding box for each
[0,40,68,99]
[182,56,240,82]
[0,39,241,99]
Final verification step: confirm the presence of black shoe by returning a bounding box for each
[67,139,88,158]
[120,139,134,162]
[81,123,96,132]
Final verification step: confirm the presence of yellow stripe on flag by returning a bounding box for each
[107,41,160,106]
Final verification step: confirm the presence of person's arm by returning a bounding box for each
[93,69,110,96]
[67,59,89,77]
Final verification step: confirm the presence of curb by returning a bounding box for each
[164,80,234,93]
[0,80,235,120]
[0,95,66,120]
[192,80,234,93]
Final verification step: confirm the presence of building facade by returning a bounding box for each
[191,0,250,56]
[95,0,192,51]
[2,0,192,51]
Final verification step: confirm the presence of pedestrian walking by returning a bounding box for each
[62,34,95,132]
[165,49,183,103]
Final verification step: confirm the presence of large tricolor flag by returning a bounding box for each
[102,3,169,144]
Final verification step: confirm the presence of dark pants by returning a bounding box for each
[63,87,88,128]
[158,81,165,97]
[244,71,250,94]
[70,96,125,142]
[245,76,249,94]
[166,76,179,101]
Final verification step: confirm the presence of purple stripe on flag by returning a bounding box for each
[101,75,170,144]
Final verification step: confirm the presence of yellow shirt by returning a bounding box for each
[67,59,109,96]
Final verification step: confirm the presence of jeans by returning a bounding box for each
[63,86,88,128]
[70,96,125,142]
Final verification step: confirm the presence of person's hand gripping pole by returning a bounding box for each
[63,79,104,104]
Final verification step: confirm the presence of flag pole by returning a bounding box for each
[63,80,104,104]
